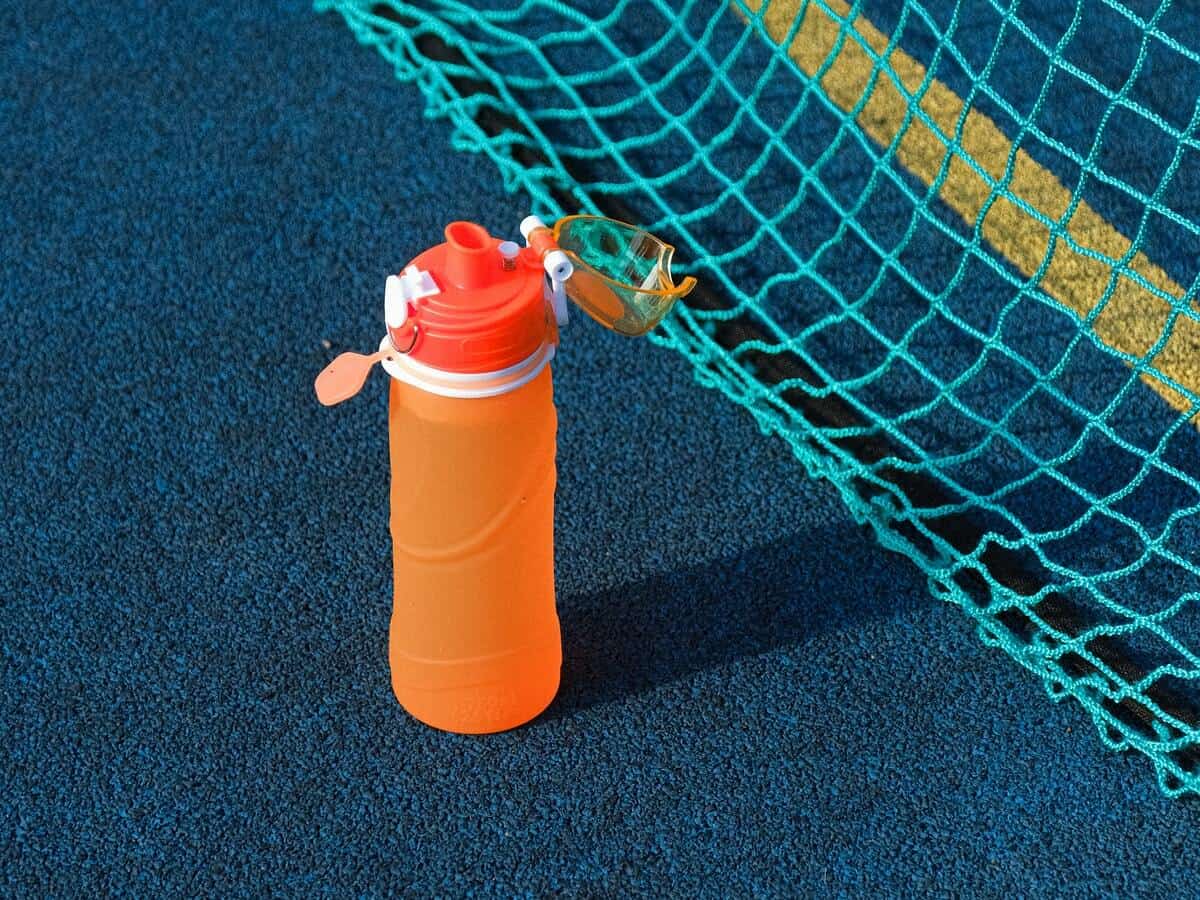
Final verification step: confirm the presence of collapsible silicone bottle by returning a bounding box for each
[314,214,693,734]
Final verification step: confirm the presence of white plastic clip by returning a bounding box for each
[521,215,572,328]
[385,265,440,328]
[520,215,546,240]
[548,276,569,327]
[547,252,572,328]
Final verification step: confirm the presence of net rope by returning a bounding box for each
[318,0,1200,795]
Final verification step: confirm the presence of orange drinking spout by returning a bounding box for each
[441,220,494,290]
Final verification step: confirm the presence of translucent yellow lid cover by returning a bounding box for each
[553,215,696,336]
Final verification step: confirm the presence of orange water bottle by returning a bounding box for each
[315,214,694,733]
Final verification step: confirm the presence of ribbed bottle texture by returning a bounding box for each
[386,368,561,733]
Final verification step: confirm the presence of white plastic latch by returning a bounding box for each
[549,276,569,327]
[548,251,572,328]
[520,215,547,240]
[521,215,572,328]
[385,265,440,328]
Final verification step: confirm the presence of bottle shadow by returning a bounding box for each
[545,517,917,719]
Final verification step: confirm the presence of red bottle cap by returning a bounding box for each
[389,221,550,375]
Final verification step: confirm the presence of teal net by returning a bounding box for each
[317,0,1200,795]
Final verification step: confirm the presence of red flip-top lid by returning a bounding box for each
[389,221,550,375]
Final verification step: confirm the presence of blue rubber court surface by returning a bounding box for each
[4,1,1200,895]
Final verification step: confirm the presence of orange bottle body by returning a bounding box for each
[386,367,560,733]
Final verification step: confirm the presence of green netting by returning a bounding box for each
[317,0,1200,795]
